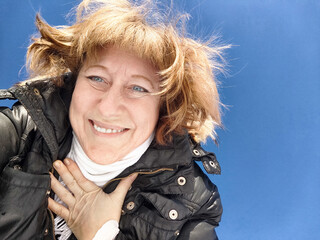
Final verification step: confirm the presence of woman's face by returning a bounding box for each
[69,47,160,164]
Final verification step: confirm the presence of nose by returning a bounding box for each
[97,85,124,117]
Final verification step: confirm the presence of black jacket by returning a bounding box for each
[0,74,222,240]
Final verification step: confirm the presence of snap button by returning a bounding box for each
[169,209,178,220]
[209,160,216,168]
[177,176,186,186]
[34,88,40,96]
[174,230,180,236]
[126,201,135,211]
[44,229,49,235]
[13,165,22,170]
[193,149,200,156]
[46,190,51,195]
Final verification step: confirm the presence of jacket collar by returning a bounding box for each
[9,74,75,161]
[118,132,194,177]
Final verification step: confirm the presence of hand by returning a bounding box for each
[48,158,137,240]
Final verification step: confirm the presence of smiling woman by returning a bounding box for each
[0,0,228,239]
[70,47,160,165]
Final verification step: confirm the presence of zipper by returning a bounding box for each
[48,168,56,240]
[48,208,57,240]
[103,167,174,189]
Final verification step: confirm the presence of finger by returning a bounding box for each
[111,173,138,203]
[50,172,75,207]
[53,160,84,197]
[48,197,69,220]
[64,158,98,192]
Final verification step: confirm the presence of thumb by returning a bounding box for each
[111,173,138,202]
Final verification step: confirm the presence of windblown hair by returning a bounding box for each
[27,0,229,144]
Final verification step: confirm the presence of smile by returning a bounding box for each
[93,124,126,133]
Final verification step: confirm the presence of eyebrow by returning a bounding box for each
[84,64,109,72]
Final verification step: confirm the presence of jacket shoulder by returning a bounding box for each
[0,101,35,171]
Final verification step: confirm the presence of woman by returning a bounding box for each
[0,0,228,239]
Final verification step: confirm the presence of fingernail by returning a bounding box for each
[64,159,70,166]
[53,161,61,168]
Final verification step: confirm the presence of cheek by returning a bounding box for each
[69,82,89,125]
[70,80,94,116]
[70,91,82,119]
[69,96,81,132]
[138,98,160,127]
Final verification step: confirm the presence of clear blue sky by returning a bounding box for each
[1,1,319,239]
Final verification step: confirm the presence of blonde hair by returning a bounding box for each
[27,0,229,144]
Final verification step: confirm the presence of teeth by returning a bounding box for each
[93,124,125,133]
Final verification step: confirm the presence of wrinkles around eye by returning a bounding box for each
[86,76,109,91]
[131,85,148,93]
[88,76,104,83]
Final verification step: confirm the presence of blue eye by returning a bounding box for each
[132,85,148,92]
[88,76,104,82]
[87,76,110,91]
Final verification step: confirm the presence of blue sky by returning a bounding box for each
[1,0,319,239]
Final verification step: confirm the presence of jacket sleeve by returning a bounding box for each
[0,103,34,172]
[178,193,222,239]
[177,220,219,240]
[178,167,223,240]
